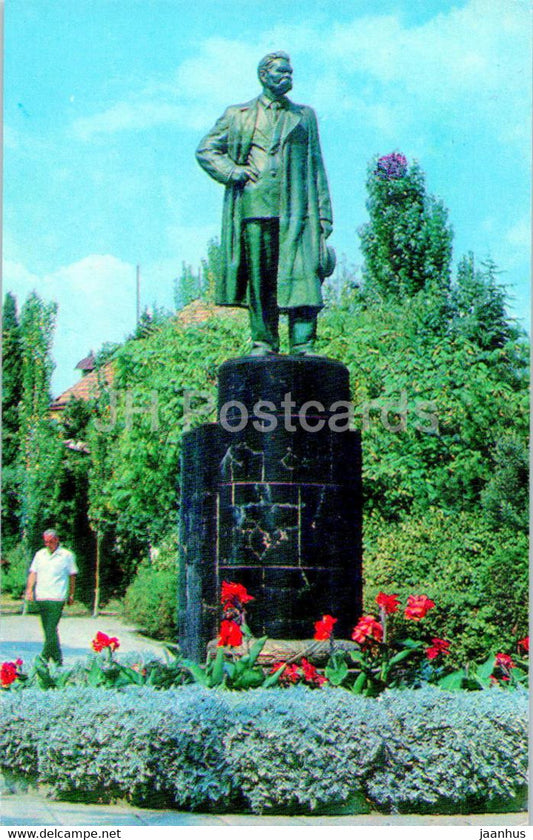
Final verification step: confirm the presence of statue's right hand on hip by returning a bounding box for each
[229,165,259,185]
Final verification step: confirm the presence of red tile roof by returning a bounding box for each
[50,363,114,412]
[75,352,96,372]
[50,300,239,412]
[175,299,235,325]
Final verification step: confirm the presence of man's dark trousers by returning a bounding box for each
[37,600,64,665]
[243,218,317,353]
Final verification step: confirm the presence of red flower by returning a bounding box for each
[0,660,21,687]
[301,657,327,687]
[270,661,300,684]
[425,638,451,660]
[91,631,120,653]
[405,595,435,621]
[518,637,529,654]
[270,660,326,687]
[217,619,243,647]
[313,614,337,640]
[220,581,254,609]
[495,652,515,671]
[375,592,400,614]
[351,615,383,645]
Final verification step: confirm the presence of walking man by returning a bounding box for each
[196,51,335,356]
[25,529,78,665]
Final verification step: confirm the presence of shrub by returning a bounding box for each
[123,561,177,640]
[363,509,528,664]
[365,688,528,813]
[0,685,527,814]
[1,543,31,598]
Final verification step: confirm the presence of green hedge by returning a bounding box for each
[363,509,528,664]
[1,543,31,598]
[123,562,177,640]
[0,685,527,814]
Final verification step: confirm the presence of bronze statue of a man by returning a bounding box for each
[196,51,335,356]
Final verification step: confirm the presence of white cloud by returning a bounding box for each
[328,0,529,94]
[4,255,138,394]
[69,0,530,151]
[321,0,530,141]
[72,98,217,140]
[506,217,531,251]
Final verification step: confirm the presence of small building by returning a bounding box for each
[50,352,114,414]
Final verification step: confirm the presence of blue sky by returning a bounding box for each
[4,0,531,395]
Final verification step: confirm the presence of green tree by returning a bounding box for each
[85,363,123,612]
[480,434,529,532]
[319,282,528,520]
[2,293,23,545]
[173,262,207,310]
[18,292,62,551]
[49,397,96,605]
[359,153,453,300]
[200,238,222,303]
[451,253,518,350]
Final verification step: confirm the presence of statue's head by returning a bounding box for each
[257,51,293,97]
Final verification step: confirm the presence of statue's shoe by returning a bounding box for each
[248,345,278,356]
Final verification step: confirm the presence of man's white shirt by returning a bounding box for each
[29,546,78,600]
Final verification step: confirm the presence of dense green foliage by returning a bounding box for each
[359,156,453,299]
[2,293,24,545]
[123,535,179,638]
[0,685,527,814]
[17,294,63,550]
[319,287,528,519]
[363,510,528,664]
[1,544,30,599]
[91,308,247,547]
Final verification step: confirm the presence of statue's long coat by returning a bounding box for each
[196,96,333,310]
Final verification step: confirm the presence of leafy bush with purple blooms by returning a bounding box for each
[375,152,408,179]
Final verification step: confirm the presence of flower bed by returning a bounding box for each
[1,580,527,815]
[2,583,527,694]
[0,684,527,815]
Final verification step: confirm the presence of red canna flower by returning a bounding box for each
[0,660,22,687]
[351,615,383,645]
[405,595,435,621]
[217,619,243,648]
[495,652,515,671]
[300,657,327,687]
[91,631,120,653]
[375,592,400,614]
[270,661,300,684]
[220,581,254,609]
[313,614,337,640]
[425,638,451,660]
[518,637,529,654]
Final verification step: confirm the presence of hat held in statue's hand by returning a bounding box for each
[319,242,336,279]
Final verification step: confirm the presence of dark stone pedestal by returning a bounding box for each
[178,356,362,661]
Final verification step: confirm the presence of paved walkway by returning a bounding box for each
[0,613,169,667]
[0,792,529,827]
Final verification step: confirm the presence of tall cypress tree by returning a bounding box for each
[18,292,62,550]
[359,153,453,300]
[2,293,24,544]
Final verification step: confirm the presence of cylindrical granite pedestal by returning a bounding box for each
[178,356,362,661]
